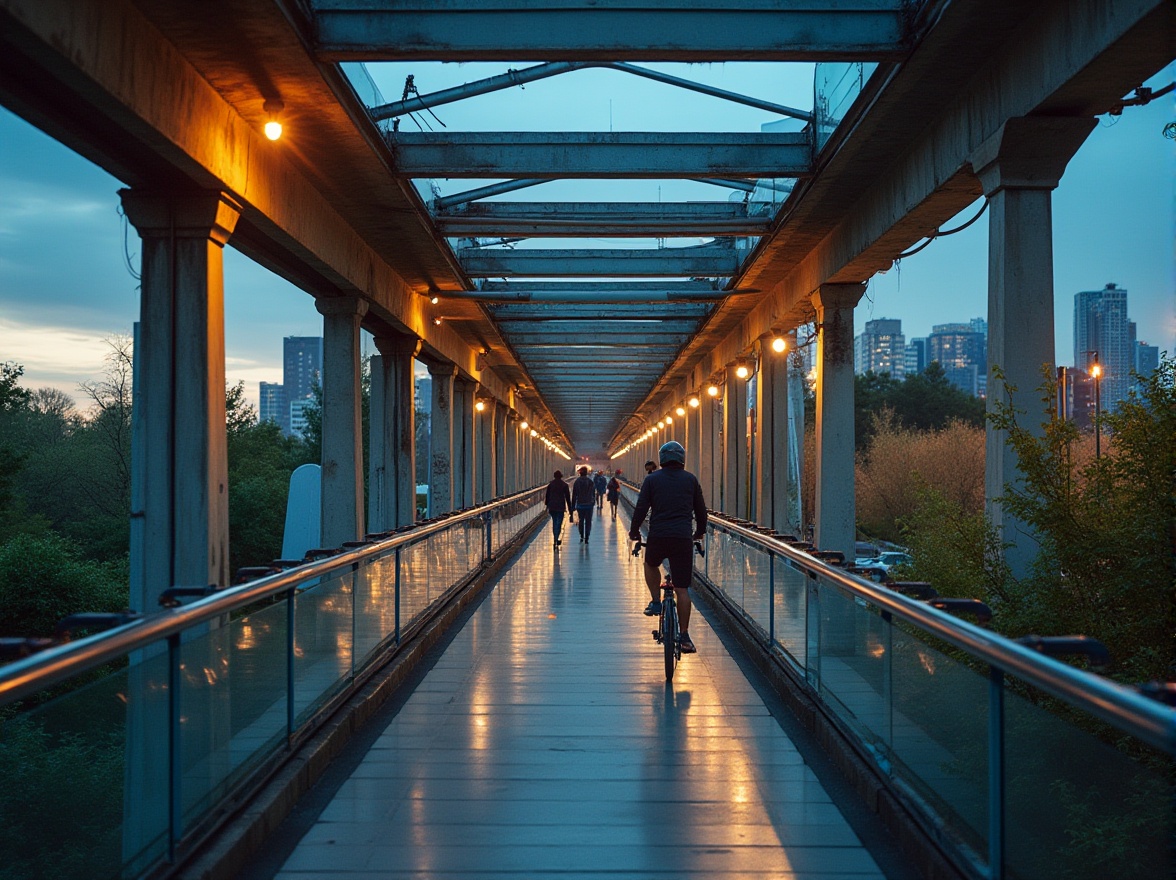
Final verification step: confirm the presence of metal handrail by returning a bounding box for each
[703,513,1176,756]
[0,487,544,706]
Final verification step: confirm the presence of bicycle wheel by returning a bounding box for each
[663,597,677,681]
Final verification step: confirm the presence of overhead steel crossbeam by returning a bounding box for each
[389,131,811,179]
[433,178,795,210]
[484,301,715,318]
[454,288,738,303]
[312,2,914,62]
[456,245,743,277]
[370,61,813,122]
[435,201,772,237]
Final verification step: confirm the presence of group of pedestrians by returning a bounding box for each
[542,465,622,546]
[542,441,708,654]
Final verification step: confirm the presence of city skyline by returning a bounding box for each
[1,63,1171,416]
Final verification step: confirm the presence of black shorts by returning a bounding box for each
[643,536,695,590]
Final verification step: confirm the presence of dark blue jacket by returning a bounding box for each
[545,478,572,514]
[571,475,596,507]
[629,465,707,540]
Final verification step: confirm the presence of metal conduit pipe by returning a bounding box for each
[371,61,595,120]
[434,179,548,210]
[692,177,797,195]
[438,289,757,303]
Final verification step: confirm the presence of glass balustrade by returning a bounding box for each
[618,483,1173,879]
[0,488,545,880]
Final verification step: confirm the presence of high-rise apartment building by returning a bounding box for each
[259,382,286,427]
[928,322,987,397]
[904,337,927,377]
[283,336,323,436]
[1074,283,1131,408]
[853,318,905,378]
[1135,341,1160,383]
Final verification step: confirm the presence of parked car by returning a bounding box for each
[876,551,913,570]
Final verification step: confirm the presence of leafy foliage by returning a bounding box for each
[226,382,314,575]
[855,362,985,450]
[0,532,127,637]
[856,410,984,542]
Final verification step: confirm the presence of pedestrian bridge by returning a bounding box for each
[0,2,1172,878]
[1,489,1170,880]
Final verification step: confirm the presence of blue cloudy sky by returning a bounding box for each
[1,61,1171,413]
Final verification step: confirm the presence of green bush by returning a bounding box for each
[0,533,128,637]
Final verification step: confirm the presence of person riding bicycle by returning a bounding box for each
[629,440,707,653]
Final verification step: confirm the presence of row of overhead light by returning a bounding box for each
[610,335,788,460]
[473,401,570,460]
[259,113,570,460]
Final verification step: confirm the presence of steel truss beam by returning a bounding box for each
[456,245,743,277]
[389,132,811,179]
[312,3,912,62]
[487,303,714,319]
[370,61,812,122]
[436,201,772,237]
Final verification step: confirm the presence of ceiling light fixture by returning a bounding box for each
[263,99,284,140]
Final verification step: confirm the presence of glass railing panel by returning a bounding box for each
[813,582,889,748]
[773,555,807,668]
[742,542,770,634]
[813,61,878,151]
[1003,678,1173,880]
[0,656,161,880]
[889,628,988,858]
[398,540,428,633]
[225,597,290,778]
[354,555,396,666]
[291,568,354,726]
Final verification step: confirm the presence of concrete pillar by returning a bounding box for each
[121,190,240,606]
[427,363,457,515]
[371,333,420,530]
[698,390,719,506]
[755,337,791,530]
[317,296,369,546]
[453,378,476,508]
[120,190,239,857]
[722,365,749,518]
[494,403,508,497]
[811,283,865,560]
[971,117,1094,576]
[476,395,497,502]
[503,412,518,495]
[785,333,804,536]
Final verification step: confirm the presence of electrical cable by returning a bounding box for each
[895,197,989,260]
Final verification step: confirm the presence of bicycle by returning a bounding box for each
[633,540,704,681]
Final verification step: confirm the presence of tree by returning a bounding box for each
[0,362,32,517]
[853,364,984,451]
[225,381,314,575]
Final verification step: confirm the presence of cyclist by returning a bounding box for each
[629,440,707,653]
[571,466,597,544]
[544,470,573,547]
[592,469,607,511]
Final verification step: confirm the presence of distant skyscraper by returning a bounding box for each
[259,382,286,427]
[854,318,905,378]
[289,398,314,439]
[928,322,987,397]
[904,337,927,377]
[282,336,323,435]
[284,336,323,402]
[1135,341,1160,383]
[1074,283,1131,408]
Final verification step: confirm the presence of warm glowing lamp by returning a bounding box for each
[772,336,786,353]
[430,295,440,305]
[474,400,486,412]
[263,99,284,140]
[531,429,538,437]
[735,361,750,379]
[675,406,686,417]
[520,421,529,430]
[707,384,719,397]
[688,396,700,408]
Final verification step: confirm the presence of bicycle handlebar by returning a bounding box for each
[631,539,705,558]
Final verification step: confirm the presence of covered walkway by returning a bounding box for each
[244,509,900,879]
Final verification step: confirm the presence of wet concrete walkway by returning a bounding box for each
[265,508,892,879]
